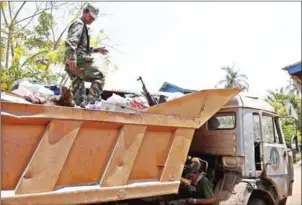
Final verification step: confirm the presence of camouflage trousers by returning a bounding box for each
[65,62,105,106]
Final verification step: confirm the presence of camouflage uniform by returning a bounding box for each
[64,4,105,107]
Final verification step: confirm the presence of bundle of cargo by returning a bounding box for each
[11,78,60,96]
[2,86,75,107]
[1,91,32,104]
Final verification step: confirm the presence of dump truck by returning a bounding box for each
[1,88,297,205]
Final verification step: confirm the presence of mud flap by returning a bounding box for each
[218,181,253,205]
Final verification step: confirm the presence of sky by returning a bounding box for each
[90,2,301,98]
[7,2,302,98]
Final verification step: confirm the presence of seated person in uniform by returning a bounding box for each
[168,157,215,205]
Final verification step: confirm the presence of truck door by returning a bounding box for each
[261,113,289,198]
[287,134,297,196]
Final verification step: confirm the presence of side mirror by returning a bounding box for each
[290,134,298,151]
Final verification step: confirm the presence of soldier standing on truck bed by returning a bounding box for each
[64,3,109,108]
[167,158,216,205]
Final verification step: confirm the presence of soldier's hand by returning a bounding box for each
[180,177,191,185]
[97,47,109,55]
[66,59,77,72]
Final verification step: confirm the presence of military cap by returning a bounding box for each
[85,3,99,19]
[186,157,201,174]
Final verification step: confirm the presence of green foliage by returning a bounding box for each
[90,29,108,47]
[24,37,46,49]
[34,12,55,37]
[266,88,301,144]
[295,153,301,163]
[0,36,5,59]
[1,1,7,9]
[217,65,249,91]
[1,2,118,91]
[1,71,11,90]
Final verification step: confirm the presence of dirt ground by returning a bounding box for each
[287,164,301,205]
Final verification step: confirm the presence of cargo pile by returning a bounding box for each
[1,78,184,113]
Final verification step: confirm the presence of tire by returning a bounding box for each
[279,197,287,205]
[248,197,267,205]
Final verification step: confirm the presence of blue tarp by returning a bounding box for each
[283,62,301,76]
[159,82,196,94]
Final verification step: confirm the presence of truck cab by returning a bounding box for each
[188,93,295,205]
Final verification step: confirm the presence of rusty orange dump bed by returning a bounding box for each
[1,88,240,205]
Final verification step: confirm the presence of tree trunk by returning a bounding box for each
[10,41,14,57]
[5,31,11,69]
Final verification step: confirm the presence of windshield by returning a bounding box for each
[208,112,236,130]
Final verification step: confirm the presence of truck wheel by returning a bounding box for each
[248,197,267,205]
[278,198,287,205]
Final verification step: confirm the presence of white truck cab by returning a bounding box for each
[189,93,296,205]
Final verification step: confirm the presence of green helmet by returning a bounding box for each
[186,158,201,175]
[84,3,99,19]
